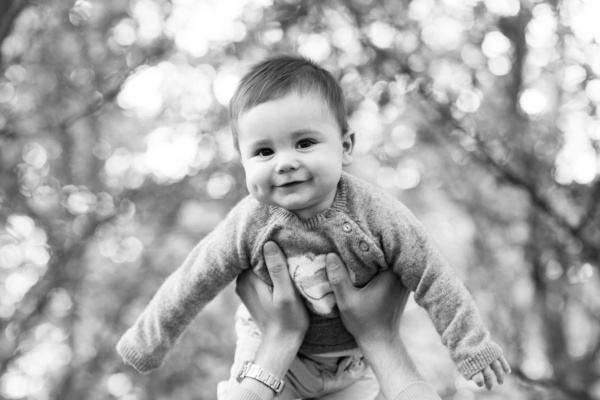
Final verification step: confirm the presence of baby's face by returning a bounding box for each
[237,92,353,220]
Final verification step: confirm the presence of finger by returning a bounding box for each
[471,372,484,388]
[263,241,293,293]
[325,253,354,304]
[397,282,410,311]
[235,270,263,303]
[482,366,494,390]
[235,269,253,296]
[490,360,504,385]
[370,269,409,310]
[499,355,511,374]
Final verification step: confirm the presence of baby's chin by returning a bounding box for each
[305,293,339,318]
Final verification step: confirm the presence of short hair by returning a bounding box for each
[228,55,349,151]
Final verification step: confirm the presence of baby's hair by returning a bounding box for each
[228,55,349,151]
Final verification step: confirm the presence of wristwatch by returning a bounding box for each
[236,360,286,396]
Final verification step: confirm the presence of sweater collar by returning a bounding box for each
[270,172,349,228]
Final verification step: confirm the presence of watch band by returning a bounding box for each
[236,361,286,396]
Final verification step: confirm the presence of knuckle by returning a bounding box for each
[268,263,285,274]
[328,275,344,286]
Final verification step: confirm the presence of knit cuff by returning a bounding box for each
[393,382,442,400]
[222,385,265,400]
[116,336,162,374]
[456,342,503,379]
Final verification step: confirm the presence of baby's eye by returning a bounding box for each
[255,148,274,157]
[297,139,316,149]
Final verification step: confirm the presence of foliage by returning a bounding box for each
[1,0,599,399]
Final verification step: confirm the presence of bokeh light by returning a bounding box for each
[421,16,464,51]
[107,373,133,397]
[297,33,332,62]
[213,71,240,106]
[206,172,234,199]
[519,87,548,116]
[367,22,396,49]
[165,0,259,57]
[484,0,520,16]
[117,66,164,118]
[0,371,29,399]
[0,82,15,103]
[113,19,136,46]
[143,124,199,182]
[521,357,553,380]
[481,31,511,59]
[132,0,163,42]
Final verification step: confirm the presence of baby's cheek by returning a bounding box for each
[247,182,269,204]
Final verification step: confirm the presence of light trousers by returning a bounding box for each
[217,305,381,400]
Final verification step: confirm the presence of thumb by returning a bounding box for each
[325,253,354,304]
[263,241,293,292]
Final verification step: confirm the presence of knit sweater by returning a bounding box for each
[117,172,502,378]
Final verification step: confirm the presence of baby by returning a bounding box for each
[117,55,509,399]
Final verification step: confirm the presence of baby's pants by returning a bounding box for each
[217,305,381,400]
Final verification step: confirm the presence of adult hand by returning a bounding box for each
[325,253,409,346]
[229,242,309,400]
[236,241,309,344]
[325,254,440,400]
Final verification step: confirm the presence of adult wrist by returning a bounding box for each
[263,328,305,351]
[355,330,399,354]
[253,336,300,378]
[358,333,425,400]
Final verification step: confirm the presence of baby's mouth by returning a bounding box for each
[277,180,305,188]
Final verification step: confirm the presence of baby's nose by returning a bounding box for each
[275,155,300,173]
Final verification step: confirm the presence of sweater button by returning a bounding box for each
[359,241,369,252]
[342,222,352,232]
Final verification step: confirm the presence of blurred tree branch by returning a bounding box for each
[0,0,31,64]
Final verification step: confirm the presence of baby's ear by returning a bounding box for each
[342,128,355,166]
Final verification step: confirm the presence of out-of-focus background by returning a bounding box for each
[0,0,599,399]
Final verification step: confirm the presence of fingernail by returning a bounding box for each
[327,262,338,270]
[264,242,277,255]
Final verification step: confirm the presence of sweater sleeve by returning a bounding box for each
[379,198,503,379]
[116,196,263,374]
[392,382,442,400]
[223,386,268,400]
